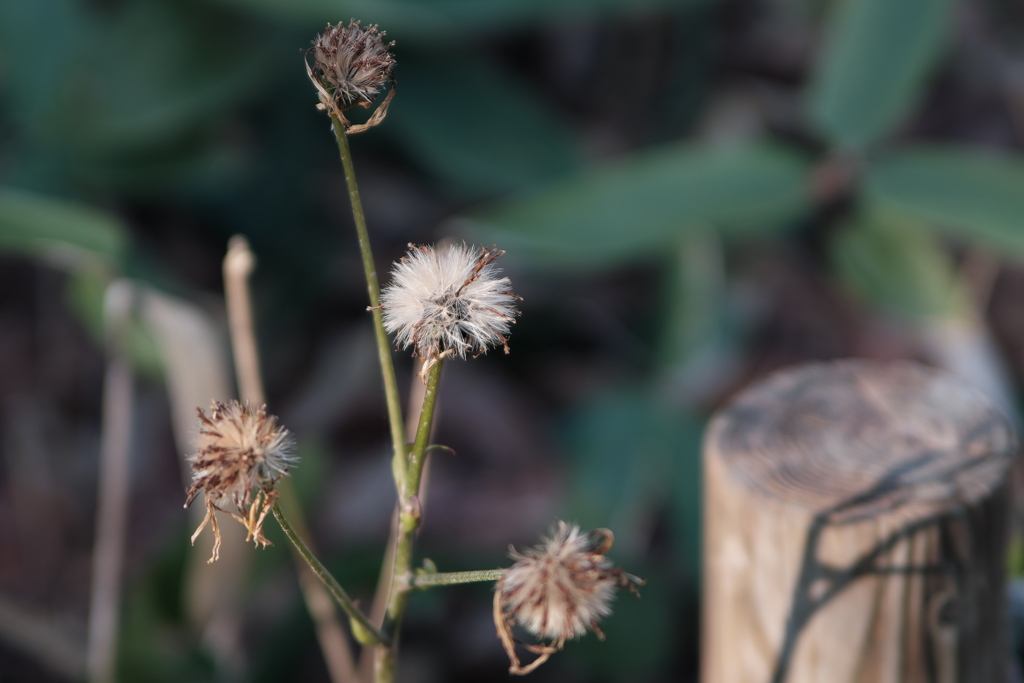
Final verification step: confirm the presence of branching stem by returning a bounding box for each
[375,359,444,682]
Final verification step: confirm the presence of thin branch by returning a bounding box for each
[273,504,389,646]
[412,569,504,588]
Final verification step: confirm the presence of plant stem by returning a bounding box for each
[405,361,444,503]
[331,115,407,487]
[273,502,389,647]
[412,569,504,588]
[375,359,445,682]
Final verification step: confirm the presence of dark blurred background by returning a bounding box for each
[4,0,1024,680]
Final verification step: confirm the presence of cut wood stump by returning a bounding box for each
[702,360,1016,683]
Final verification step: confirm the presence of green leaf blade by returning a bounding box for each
[808,0,953,149]
[865,146,1024,256]
[462,142,812,268]
[0,187,127,267]
[385,56,583,200]
[829,210,964,320]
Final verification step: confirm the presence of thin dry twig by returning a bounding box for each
[86,281,135,683]
[224,237,265,406]
[223,235,360,683]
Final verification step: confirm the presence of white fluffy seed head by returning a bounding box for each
[498,521,619,646]
[380,243,519,363]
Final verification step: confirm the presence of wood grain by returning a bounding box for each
[702,360,1016,683]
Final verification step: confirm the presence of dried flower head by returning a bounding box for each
[494,521,643,675]
[306,19,396,132]
[184,400,296,563]
[380,243,520,376]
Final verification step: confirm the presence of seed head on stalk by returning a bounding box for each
[184,400,296,563]
[306,19,396,133]
[494,521,643,675]
[380,242,521,377]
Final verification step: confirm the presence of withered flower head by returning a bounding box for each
[380,242,520,376]
[494,521,643,675]
[307,19,396,132]
[184,400,296,563]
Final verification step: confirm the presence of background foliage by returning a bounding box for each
[4,0,1024,680]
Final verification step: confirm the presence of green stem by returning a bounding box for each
[376,359,445,682]
[405,360,444,502]
[412,569,504,588]
[272,502,389,647]
[331,116,407,487]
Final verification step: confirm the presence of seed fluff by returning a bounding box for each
[494,521,643,675]
[184,400,297,563]
[380,242,520,375]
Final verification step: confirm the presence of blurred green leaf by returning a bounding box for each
[1009,535,1024,578]
[564,388,702,578]
[655,233,735,371]
[203,0,706,38]
[0,187,127,267]
[565,390,672,536]
[66,273,165,376]
[73,134,249,197]
[0,0,83,138]
[865,146,1024,256]
[829,210,965,319]
[670,414,703,583]
[808,0,952,149]
[0,0,271,190]
[72,0,269,154]
[463,142,811,268]
[0,188,169,372]
[385,55,583,199]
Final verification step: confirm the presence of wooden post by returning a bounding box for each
[702,360,1016,683]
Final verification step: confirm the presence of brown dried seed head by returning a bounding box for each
[494,521,642,675]
[184,400,296,563]
[308,19,395,114]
